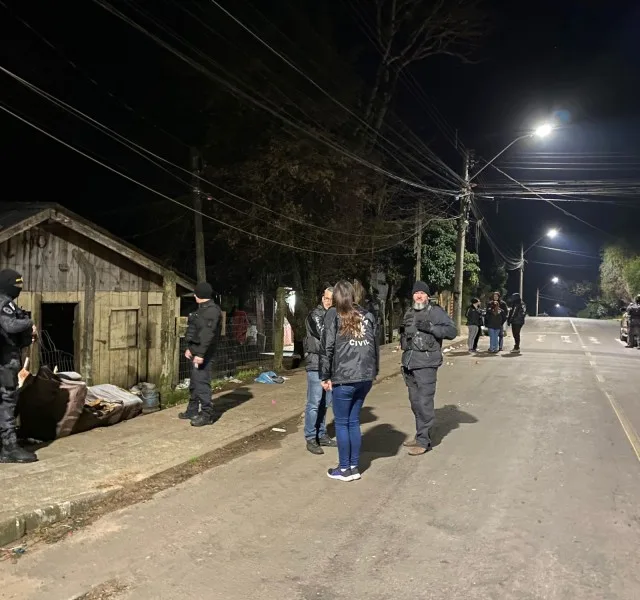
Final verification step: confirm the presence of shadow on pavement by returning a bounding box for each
[431,404,478,448]
[360,423,406,473]
[211,386,254,422]
[447,351,473,357]
[501,352,523,358]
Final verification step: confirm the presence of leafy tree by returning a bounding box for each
[623,257,640,296]
[600,245,632,304]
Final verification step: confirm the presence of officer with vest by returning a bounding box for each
[400,281,457,455]
[180,282,222,426]
[626,294,640,348]
[0,269,38,463]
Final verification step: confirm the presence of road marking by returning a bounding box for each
[536,335,545,343]
[561,335,572,343]
[570,318,640,464]
[589,337,600,345]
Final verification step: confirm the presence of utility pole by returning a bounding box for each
[191,147,206,283]
[536,287,540,317]
[519,242,524,299]
[414,201,422,281]
[453,150,472,330]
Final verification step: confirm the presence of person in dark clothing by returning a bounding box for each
[400,281,457,455]
[320,280,378,482]
[488,291,508,351]
[0,269,38,463]
[625,295,640,348]
[485,301,504,353]
[180,282,222,427]
[465,298,482,353]
[507,293,527,352]
[303,286,337,455]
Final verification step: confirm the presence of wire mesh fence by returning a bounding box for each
[178,317,286,383]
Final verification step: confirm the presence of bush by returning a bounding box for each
[577,301,618,319]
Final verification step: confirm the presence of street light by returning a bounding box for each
[519,227,560,299]
[536,276,560,316]
[555,303,561,308]
[470,122,555,182]
[547,228,559,239]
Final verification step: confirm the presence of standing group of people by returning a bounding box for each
[303,279,457,481]
[465,291,527,354]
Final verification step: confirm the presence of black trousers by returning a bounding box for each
[187,362,214,416]
[0,365,19,447]
[402,366,438,448]
[512,324,523,348]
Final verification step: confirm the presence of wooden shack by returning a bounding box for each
[0,203,194,391]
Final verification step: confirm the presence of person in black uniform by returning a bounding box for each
[180,282,222,427]
[0,269,38,463]
[400,281,457,456]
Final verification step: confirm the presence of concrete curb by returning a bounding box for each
[0,336,466,548]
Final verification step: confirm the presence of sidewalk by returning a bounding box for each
[0,334,466,546]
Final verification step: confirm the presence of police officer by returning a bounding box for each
[400,281,457,456]
[625,294,640,348]
[180,282,221,427]
[0,269,37,463]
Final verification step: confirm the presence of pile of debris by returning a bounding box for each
[16,362,143,443]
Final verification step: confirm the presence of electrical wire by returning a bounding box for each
[1,101,459,256]
[0,64,421,241]
[91,0,459,196]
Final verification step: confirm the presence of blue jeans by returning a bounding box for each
[488,328,501,352]
[304,371,331,440]
[332,381,372,469]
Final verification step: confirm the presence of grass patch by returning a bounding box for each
[161,388,189,409]
[236,367,260,380]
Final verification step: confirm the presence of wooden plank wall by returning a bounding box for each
[0,225,181,389]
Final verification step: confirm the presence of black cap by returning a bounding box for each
[0,269,23,298]
[412,281,430,296]
[194,282,213,300]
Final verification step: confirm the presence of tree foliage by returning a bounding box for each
[600,244,633,304]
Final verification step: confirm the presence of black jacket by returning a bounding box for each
[304,305,326,372]
[465,304,482,327]
[400,305,457,370]
[0,294,33,367]
[485,306,504,329]
[627,302,640,323]
[319,308,379,384]
[508,302,527,326]
[186,300,222,359]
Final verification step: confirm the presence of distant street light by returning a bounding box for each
[547,228,559,239]
[536,276,561,316]
[555,303,561,308]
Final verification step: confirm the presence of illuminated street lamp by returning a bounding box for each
[536,276,561,316]
[534,123,554,138]
[547,228,559,239]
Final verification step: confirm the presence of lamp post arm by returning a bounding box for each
[469,134,531,182]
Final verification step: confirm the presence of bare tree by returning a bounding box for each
[360,0,484,143]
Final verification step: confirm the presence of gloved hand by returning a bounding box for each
[416,321,433,334]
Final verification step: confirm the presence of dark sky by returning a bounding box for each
[1,0,639,308]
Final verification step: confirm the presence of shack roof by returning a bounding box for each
[0,203,195,291]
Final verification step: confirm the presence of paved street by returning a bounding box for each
[4,317,640,600]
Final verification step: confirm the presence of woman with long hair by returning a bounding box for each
[320,280,379,481]
[485,300,504,353]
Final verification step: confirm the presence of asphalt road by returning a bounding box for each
[4,317,640,600]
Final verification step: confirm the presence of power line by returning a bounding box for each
[1,101,458,256]
[91,0,458,197]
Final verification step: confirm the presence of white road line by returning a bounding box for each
[561,335,572,343]
[536,335,545,343]
[589,337,601,345]
[570,318,640,464]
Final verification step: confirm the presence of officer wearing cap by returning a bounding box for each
[181,282,222,427]
[0,269,38,463]
[399,281,457,456]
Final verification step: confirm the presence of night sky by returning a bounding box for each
[1,0,639,311]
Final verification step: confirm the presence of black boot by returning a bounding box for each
[178,411,199,420]
[190,412,215,427]
[0,442,37,463]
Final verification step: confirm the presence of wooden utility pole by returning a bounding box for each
[273,287,286,372]
[191,147,206,283]
[453,150,472,330]
[414,201,422,281]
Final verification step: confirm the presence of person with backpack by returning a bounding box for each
[507,293,527,352]
[320,281,378,482]
[625,295,640,348]
[465,297,482,353]
[400,281,457,455]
